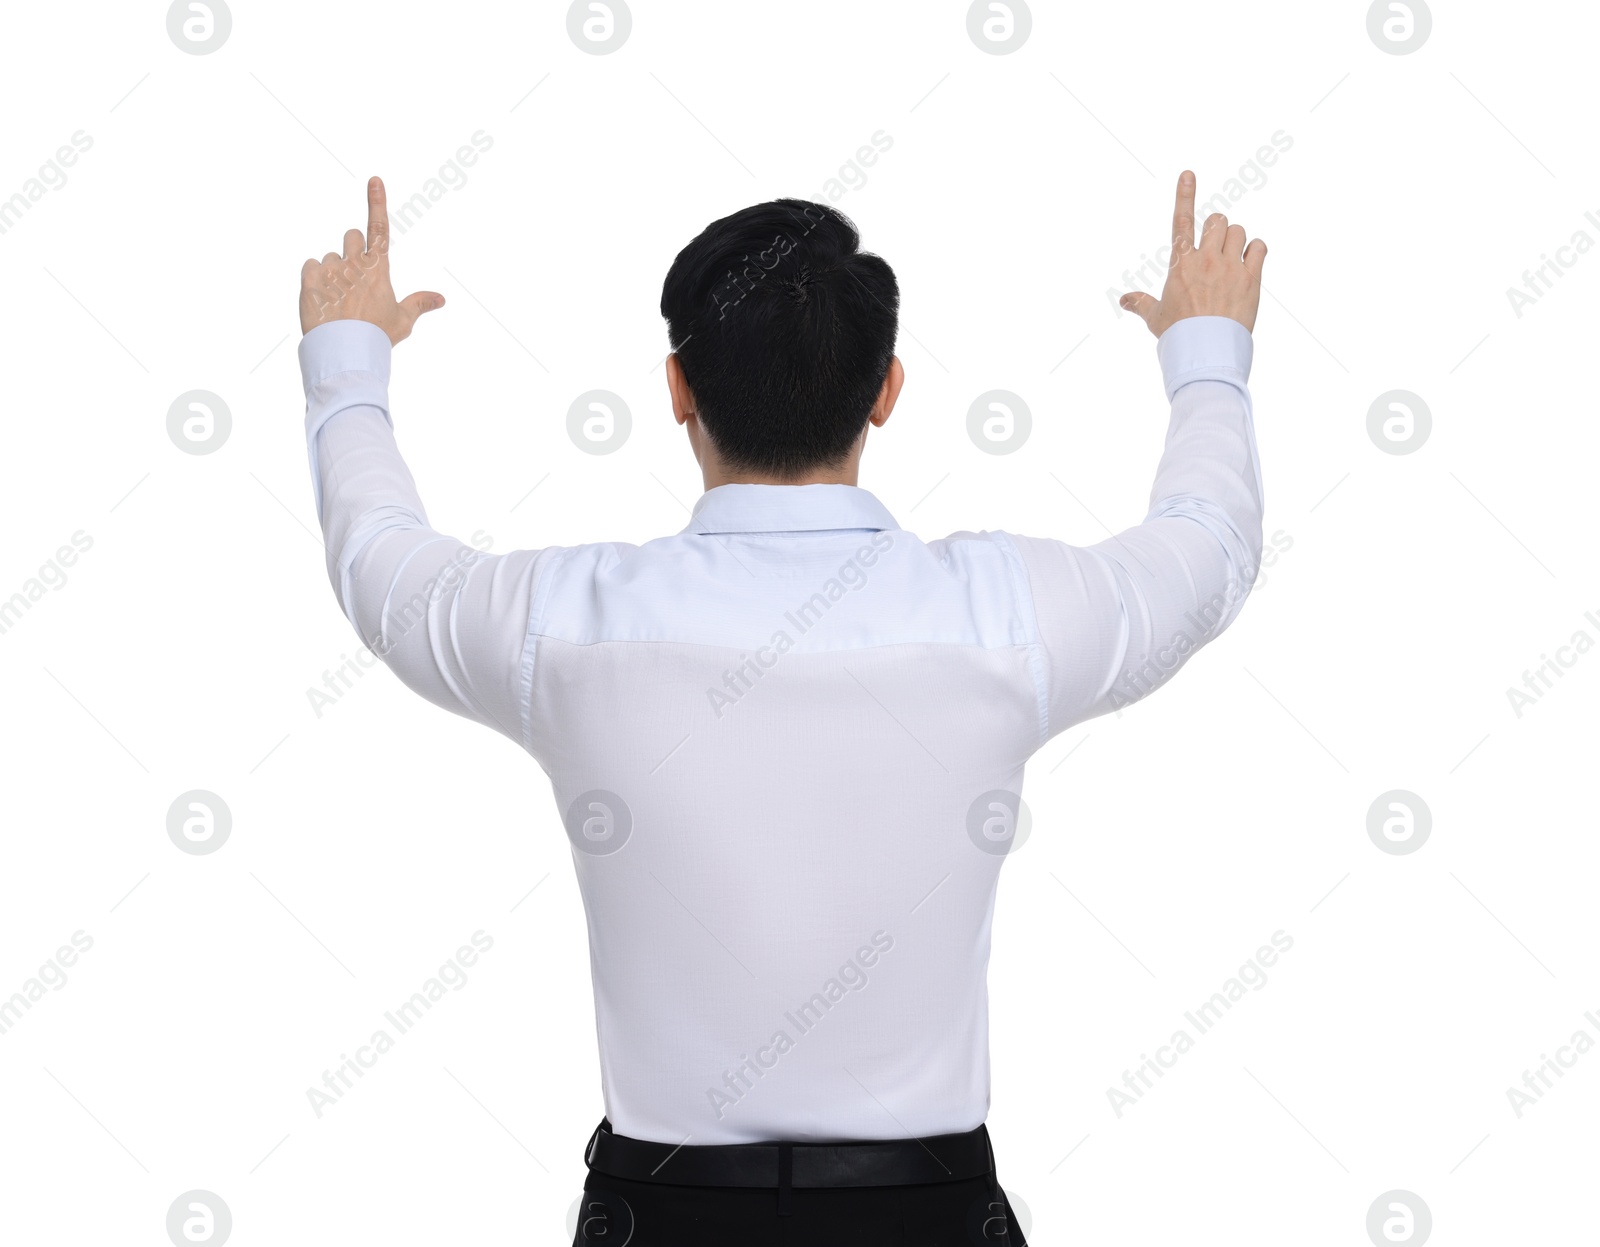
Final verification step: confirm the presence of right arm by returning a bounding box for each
[1008,172,1267,739]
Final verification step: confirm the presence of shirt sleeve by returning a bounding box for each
[299,319,552,751]
[1005,315,1264,740]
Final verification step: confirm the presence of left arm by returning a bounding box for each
[298,178,547,749]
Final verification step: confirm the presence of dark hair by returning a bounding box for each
[660,199,899,479]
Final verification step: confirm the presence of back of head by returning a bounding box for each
[660,199,899,479]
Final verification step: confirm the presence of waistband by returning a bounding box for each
[584,1117,996,1214]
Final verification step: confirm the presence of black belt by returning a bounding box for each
[584,1117,996,1216]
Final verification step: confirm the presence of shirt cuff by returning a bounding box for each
[299,318,391,391]
[1155,315,1253,401]
[299,320,395,526]
[299,319,394,442]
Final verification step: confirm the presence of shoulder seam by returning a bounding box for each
[986,531,1051,749]
[518,545,579,754]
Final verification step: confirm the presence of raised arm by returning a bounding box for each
[297,178,549,749]
[1009,172,1267,740]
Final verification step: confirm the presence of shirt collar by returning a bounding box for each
[681,483,899,536]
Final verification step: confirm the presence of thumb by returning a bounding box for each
[1119,290,1158,325]
[400,291,446,322]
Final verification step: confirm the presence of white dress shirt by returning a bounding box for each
[299,314,1262,1145]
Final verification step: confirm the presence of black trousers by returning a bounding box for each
[573,1146,1028,1246]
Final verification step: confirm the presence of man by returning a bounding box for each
[296,172,1265,1246]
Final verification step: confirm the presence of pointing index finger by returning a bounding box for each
[1171,169,1196,255]
[367,176,389,258]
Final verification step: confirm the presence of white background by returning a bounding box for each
[0,0,1595,1242]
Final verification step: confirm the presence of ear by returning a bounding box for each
[665,354,696,426]
[869,356,905,428]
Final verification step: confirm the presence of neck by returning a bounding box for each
[703,466,859,490]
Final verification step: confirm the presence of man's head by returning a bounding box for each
[660,199,903,486]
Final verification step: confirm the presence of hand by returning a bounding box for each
[299,176,445,345]
[1120,171,1266,336]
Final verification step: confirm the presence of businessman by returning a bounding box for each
[296,172,1265,1246]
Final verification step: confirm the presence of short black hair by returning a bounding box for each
[660,199,899,479]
